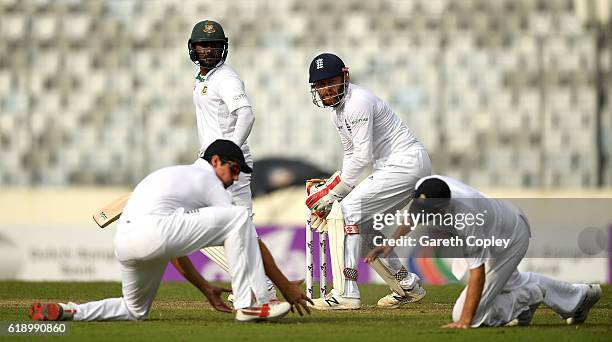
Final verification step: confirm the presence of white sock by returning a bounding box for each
[58,302,77,320]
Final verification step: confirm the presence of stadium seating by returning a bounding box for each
[0,0,609,188]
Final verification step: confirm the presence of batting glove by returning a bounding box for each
[305,171,352,216]
[310,210,328,232]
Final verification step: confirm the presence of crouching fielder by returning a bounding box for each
[398,176,601,328]
[29,140,311,323]
[305,52,432,310]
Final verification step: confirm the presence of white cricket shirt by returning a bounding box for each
[122,159,232,218]
[415,175,528,269]
[331,83,425,186]
[193,64,252,162]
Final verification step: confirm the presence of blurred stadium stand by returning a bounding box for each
[0,0,610,188]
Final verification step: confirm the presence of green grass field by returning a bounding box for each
[0,282,610,341]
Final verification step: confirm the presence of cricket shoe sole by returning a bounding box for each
[29,302,62,321]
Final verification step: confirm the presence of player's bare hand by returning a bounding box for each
[364,246,392,263]
[280,279,313,316]
[442,321,470,329]
[203,285,233,313]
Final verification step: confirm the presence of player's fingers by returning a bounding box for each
[220,287,232,293]
[214,302,232,313]
[303,295,314,305]
[294,303,303,316]
[301,300,311,315]
[318,220,327,233]
[296,301,310,315]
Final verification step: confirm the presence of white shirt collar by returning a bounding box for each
[194,158,214,171]
[197,63,225,82]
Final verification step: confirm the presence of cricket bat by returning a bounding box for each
[92,192,132,228]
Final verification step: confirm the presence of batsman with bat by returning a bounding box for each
[305,53,432,310]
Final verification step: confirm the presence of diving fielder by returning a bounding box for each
[376,175,602,328]
[29,140,312,322]
[188,20,276,299]
[305,53,431,309]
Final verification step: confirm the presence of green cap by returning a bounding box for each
[190,20,227,43]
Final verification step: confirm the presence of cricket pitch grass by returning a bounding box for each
[0,282,610,341]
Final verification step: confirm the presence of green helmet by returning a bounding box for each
[188,20,228,69]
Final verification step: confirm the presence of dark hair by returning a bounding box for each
[415,178,451,199]
[202,139,252,173]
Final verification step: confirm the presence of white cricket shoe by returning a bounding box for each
[377,282,426,308]
[566,284,602,325]
[29,301,78,321]
[308,289,361,310]
[235,302,291,323]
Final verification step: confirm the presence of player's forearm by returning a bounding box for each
[459,265,485,326]
[230,106,254,147]
[341,152,353,176]
[393,222,412,240]
[257,239,292,294]
[171,256,211,295]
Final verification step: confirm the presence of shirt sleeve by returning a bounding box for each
[231,106,255,147]
[465,243,488,269]
[466,256,486,269]
[218,76,251,113]
[340,100,374,186]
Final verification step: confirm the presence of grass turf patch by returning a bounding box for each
[0,282,610,341]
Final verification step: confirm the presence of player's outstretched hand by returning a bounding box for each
[203,285,233,313]
[364,245,392,263]
[281,279,313,316]
[442,321,470,329]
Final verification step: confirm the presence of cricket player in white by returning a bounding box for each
[29,140,312,322]
[188,20,277,299]
[189,20,254,213]
[305,53,431,310]
[388,175,602,328]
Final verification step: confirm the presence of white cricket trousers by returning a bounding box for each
[341,149,432,298]
[72,206,269,321]
[452,215,588,327]
[229,171,252,216]
[201,171,277,296]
